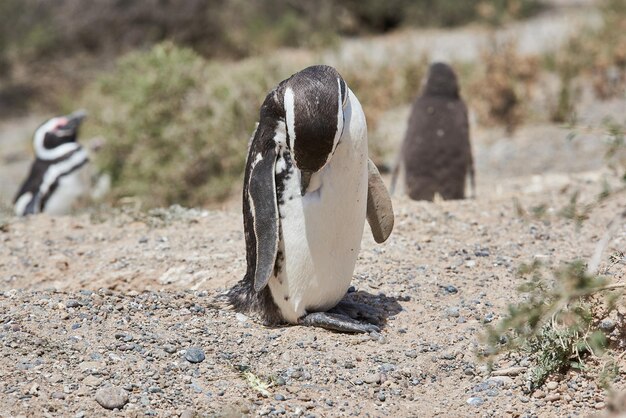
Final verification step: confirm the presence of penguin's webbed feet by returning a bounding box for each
[329,300,384,326]
[299,311,379,333]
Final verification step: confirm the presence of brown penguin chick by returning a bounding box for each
[391,62,475,201]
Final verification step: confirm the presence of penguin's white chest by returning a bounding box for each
[44,168,87,215]
[268,100,368,322]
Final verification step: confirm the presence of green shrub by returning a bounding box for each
[485,259,622,390]
[83,42,296,208]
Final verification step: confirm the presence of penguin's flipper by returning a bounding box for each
[366,159,394,243]
[248,146,280,292]
[24,195,39,215]
[300,312,379,333]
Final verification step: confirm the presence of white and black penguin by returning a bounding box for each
[14,110,89,216]
[228,65,394,333]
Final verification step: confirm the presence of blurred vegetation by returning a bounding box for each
[0,0,543,117]
[9,0,626,207]
[83,40,433,207]
[540,0,626,125]
[82,43,290,208]
[466,41,540,133]
[0,0,544,61]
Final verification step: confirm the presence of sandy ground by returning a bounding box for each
[1,167,625,417]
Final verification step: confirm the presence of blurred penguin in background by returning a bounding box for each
[391,62,475,201]
[14,110,89,216]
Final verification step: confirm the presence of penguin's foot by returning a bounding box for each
[329,300,384,326]
[300,312,379,333]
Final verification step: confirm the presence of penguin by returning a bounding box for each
[228,65,394,333]
[14,110,89,216]
[390,62,475,201]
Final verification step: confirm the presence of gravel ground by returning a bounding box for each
[1,169,624,417]
[1,4,625,416]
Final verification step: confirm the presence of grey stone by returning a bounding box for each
[184,347,205,363]
[447,307,460,318]
[95,386,129,410]
[466,397,484,406]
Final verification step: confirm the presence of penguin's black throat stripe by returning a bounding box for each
[15,146,89,215]
[38,149,89,212]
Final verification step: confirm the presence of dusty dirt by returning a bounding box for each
[1,166,625,417]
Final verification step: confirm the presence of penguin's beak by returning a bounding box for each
[66,110,87,129]
[300,170,313,196]
[55,110,87,136]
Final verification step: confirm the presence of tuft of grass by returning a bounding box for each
[484,260,623,390]
[558,191,594,228]
[233,364,273,397]
[603,118,626,181]
[242,370,272,397]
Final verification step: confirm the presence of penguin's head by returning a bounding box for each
[423,62,459,98]
[34,110,87,160]
[282,65,349,193]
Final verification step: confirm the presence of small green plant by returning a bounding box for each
[233,364,273,397]
[485,260,623,390]
[603,118,626,181]
[558,191,594,228]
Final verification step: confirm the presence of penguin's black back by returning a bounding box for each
[227,86,287,325]
[14,159,50,205]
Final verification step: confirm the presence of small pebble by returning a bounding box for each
[600,319,615,331]
[466,397,484,406]
[162,344,177,354]
[51,391,65,400]
[378,392,386,402]
[483,313,495,323]
[546,381,558,391]
[533,390,546,399]
[95,386,129,410]
[66,300,81,308]
[184,347,205,363]
[363,373,381,384]
[446,307,460,318]
[595,402,605,410]
[546,394,561,402]
[443,285,458,294]
[274,394,285,401]
[405,350,418,359]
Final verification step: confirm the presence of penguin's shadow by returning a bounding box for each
[334,290,404,329]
